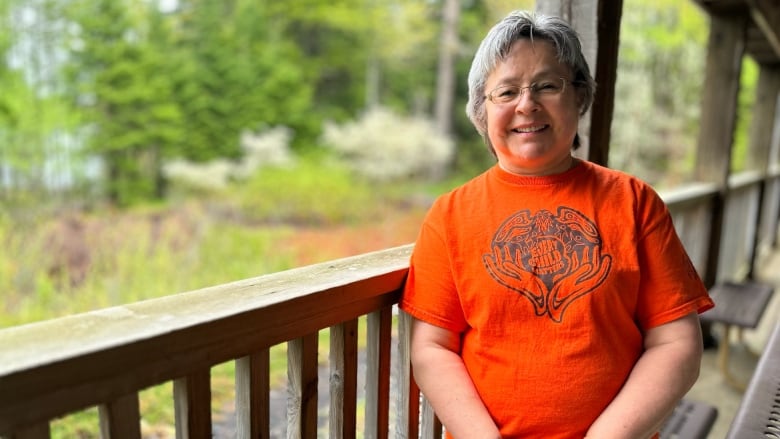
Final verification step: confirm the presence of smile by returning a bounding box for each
[512,125,548,133]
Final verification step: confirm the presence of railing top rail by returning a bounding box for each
[0,244,413,434]
[658,181,719,207]
[728,170,766,190]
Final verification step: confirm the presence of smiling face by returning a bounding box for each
[484,39,583,176]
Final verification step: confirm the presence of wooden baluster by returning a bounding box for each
[287,333,318,439]
[236,351,270,439]
[396,309,418,439]
[420,398,442,439]
[99,393,141,439]
[173,369,212,439]
[365,307,392,439]
[330,320,358,439]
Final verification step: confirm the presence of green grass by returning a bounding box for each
[1,156,445,438]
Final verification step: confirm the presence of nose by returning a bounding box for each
[514,89,540,113]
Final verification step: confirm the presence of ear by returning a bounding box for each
[575,87,589,116]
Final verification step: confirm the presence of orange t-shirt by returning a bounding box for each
[400,161,714,438]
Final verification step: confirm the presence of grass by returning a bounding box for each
[1,156,463,438]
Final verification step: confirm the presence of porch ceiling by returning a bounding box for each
[694,0,780,65]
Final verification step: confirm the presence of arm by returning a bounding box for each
[410,318,502,439]
[585,312,704,439]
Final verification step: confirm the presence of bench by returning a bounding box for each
[660,399,718,439]
[725,322,780,438]
[699,281,775,389]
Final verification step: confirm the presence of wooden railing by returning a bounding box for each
[1,169,778,439]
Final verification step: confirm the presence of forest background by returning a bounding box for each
[0,0,760,435]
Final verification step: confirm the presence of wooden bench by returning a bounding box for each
[660,399,718,439]
[725,322,780,438]
[699,281,775,389]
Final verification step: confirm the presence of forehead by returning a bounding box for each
[487,39,568,85]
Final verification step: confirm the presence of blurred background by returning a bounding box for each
[0,1,763,436]
[0,0,758,326]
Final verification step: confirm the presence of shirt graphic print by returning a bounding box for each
[482,206,612,323]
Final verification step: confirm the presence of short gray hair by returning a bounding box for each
[465,10,596,150]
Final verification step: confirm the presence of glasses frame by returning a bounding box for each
[485,77,572,105]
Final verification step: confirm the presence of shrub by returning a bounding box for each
[321,107,454,181]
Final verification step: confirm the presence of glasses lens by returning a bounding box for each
[488,78,566,104]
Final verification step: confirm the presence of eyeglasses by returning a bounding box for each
[486,77,570,105]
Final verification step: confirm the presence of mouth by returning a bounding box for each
[512,124,548,134]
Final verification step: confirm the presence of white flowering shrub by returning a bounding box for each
[163,126,295,192]
[162,158,235,191]
[233,126,294,179]
[321,107,454,181]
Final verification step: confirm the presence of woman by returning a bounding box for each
[399,10,714,439]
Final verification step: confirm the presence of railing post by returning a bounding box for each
[98,393,141,439]
[235,351,270,439]
[286,333,319,439]
[173,369,212,439]
[329,320,359,439]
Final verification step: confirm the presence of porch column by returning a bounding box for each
[694,12,748,288]
[536,0,623,167]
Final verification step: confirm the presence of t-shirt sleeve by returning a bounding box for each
[635,188,714,330]
[399,207,468,333]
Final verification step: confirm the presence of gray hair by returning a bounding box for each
[465,10,596,150]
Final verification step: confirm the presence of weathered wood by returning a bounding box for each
[98,393,141,439]
[747,0,780,60]
[725,322,780,438]
[173,369,211,439]
[420,398,442,439]
[0,245,411,434]
[695,12,748,289]
[364,307,392,439]
[747,65,780,172]
[329,320,358,439]
[6,423,49,439]
[586,0,623,166]
[287,333,319,439]
[536,0,598,158]
[395,310,416,439]
[695,12,747,185]
[235,351,270,439]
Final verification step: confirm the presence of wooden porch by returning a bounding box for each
[2,0,780,438]
[1,169,779,438]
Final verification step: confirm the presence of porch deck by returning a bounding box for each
[686,247,780,438]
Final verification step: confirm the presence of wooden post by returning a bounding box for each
[745,65,780,277]
[536,0,623,167]
[693,12,747,346]
[746,65,780,173]
[694,12,748,288]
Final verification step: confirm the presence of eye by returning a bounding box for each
[534,80,562,93]
[492,85,520,102]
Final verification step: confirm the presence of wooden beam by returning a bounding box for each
[695,13,748,185]
[587,0,623,166]
[747,0,780,60]
[747,65,780,172]
[695,12,747,292]
[536,0,622,166]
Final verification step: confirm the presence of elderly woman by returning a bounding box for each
[399,10,714,439]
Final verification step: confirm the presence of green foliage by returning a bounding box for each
[610,0,708,187]
[235,155,380,225]
[731,57,759,173]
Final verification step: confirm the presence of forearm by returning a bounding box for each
[586,314,703,439]
[411,321,501,438]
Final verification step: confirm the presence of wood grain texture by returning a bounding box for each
[98,393,141,439]
[235,351,270,439]
[0,245,411,434]
[329,320,358,439]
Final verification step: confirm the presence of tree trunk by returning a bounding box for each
[434,0,460,136]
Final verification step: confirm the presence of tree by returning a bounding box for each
[65,0,183,205]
